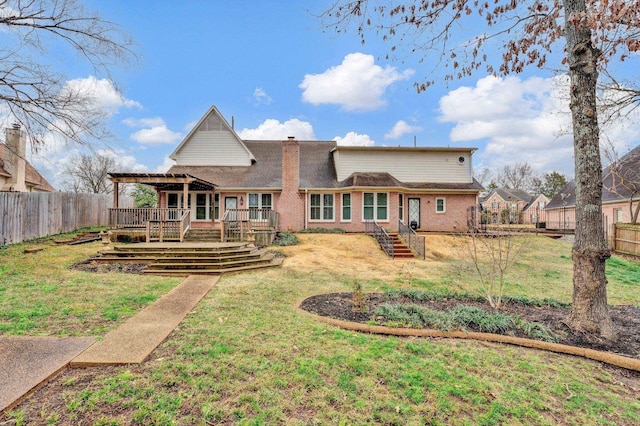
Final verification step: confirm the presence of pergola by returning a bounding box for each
[108,172,217,209]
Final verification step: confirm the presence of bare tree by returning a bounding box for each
[497,162,535,191]
[322,0,640,338]
[0,0,136,150]
[63,153,126,194]
[603,143,640,224]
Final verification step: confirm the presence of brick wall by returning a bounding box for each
[278,138,305,231]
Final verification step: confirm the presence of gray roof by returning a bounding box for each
[546,144,640,209]
[168,141,338,189]
[168,140,484,192]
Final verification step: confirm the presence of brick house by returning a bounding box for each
[0,124,55,193]
[110,106,483,236]
[480,188,548,224]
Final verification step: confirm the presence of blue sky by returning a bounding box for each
[19,0,640,190]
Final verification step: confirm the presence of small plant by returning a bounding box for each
[272,232,299,246]
[297,227,346,234]
[352,280,367,313]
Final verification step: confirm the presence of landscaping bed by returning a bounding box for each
[300,291,640,361]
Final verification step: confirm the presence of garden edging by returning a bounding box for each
[296,301,640,372]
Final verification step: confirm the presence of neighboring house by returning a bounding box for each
[480,188,548,224]
[545,144,640,230]
[110,106,483,234]
[0,124,56,192]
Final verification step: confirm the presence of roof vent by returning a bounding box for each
[287,136,295,140]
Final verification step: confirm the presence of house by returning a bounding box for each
[109,106,483,240]
[0,124,56,192]
[545,144,640,231]
[480,188,549,224]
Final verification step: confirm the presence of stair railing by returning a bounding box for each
[398,220,426,259]
[365,220,394,258]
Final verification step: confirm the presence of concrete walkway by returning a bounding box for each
[72,275,218,367]
[0,336,95,412]
[1,275,218,413]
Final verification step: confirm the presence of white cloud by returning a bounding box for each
[253,87,272,105]
[299,52,414,111]
[124,117,183,145]
[334,132,375,146]
[238,118,315,140]
[439,75,576,174]
[384,120,423,139]
[155,156,176,173]
[439,75,640,176]
[63,76,142,115]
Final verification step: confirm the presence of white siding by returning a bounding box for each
[334,150,473,183]
[173,130,253,166]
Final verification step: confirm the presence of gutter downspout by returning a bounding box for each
[304,188,308,230]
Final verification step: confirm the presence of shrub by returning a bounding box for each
[297,228,346,234]
[272,232,299,246]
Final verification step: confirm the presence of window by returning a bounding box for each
[341,193,351,221]
[614,208,623,223]
[398,194,404,223]
[214,194,220,220]
[196,193,208,220]
[491,202,499,209]
[248,193,272,219]
[436,197,446,213]
[310,193,334,221]
[363,192,388,221]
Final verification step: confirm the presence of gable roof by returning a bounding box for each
[483,188,533,204]
[0,143,56,192]
[546,144,640,209]
[169,105,255,163]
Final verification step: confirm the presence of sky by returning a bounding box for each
[10,0,640,190]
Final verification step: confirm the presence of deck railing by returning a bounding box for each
[221,209,279,242]
[145,210,191,242]
[109,208,190,228]
[365,220,394,258]
[398,220,425,259]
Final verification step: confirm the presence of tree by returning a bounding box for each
[531,171,569,198]
[0,0,136,149]
[323,0,640,338]
[63,152,124,194]
[497,162,535,191]
[131,184,158,208]
[603,144,640,224]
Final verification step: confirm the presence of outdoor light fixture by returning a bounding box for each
[240,196,244,206]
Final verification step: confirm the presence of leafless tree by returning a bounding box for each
[602,142,640,224]
[0,0,136,150]
[63,153,127,194]
[497,162,535,191]
[322,0,640,338]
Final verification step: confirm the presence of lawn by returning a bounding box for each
[2,232,639,425]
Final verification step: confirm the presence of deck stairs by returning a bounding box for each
[89,242,282,275]
[183,228,222,242]
[387,233,416,259]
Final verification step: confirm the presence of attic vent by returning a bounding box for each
[458,156,465,164]
[198,114,224,131]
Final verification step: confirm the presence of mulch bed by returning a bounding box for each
[70,260,147,274]
[299,292,640,362]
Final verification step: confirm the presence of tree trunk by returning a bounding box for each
[563,0,616,339]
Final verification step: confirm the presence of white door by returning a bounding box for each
[408,198,420,229]
[225,197,238,220]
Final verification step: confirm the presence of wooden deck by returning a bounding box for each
[90,242,282,275]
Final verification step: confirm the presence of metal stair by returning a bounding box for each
[387,233,416,259]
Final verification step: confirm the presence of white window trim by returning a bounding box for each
[247,193,273,209]
[341,193,352,222]
[363,192,389,222]
[309,193,335,222]
[167,191,215,221]
[435,197,446,214]
[398,194,404,224]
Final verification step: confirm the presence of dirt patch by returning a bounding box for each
[70,259,147,274]
[300,292,640,364]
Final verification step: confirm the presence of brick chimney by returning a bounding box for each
[3,124,27,192]
[279,137,304,230]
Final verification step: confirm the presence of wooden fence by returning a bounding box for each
[611,223,640,258]
[0,192,133,245]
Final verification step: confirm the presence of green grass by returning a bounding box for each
[2,233,640,424]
